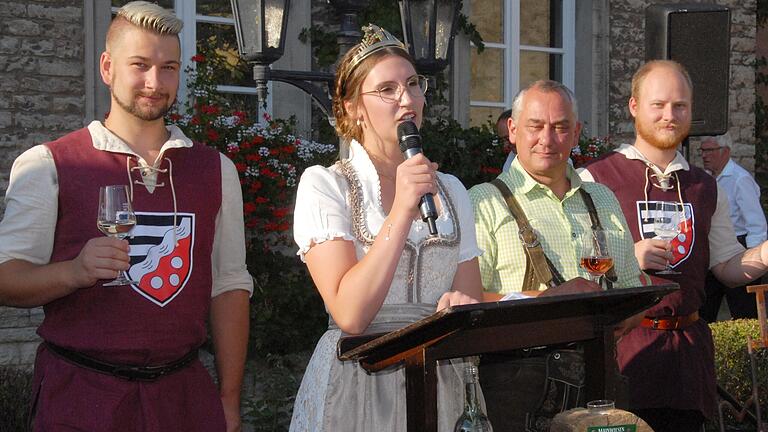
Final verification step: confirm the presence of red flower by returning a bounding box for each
[233,111,247,124]
[246,153,260,162]
[255,196,269,204]
[201,104,220,115]
[480,166,501,175]
[272,207,290,218]
[206,128,220,142]
[191,54,206,63]
[249,180,263,192]
[244,202,257,213]
[234,163,247,173]
[253,136,265,145]
[168,113,182,122]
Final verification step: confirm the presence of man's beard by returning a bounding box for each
[636,118,690,150]
[112,88,174,121]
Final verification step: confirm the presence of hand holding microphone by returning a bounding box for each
[397,121,438,236]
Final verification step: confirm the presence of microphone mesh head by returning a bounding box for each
[397,121,420,153]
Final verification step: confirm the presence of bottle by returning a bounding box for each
[453,365,493,432]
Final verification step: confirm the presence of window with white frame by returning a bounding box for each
[110,0,264,111]
[468,0,575,127]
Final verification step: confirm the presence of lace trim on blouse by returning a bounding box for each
[336,159,461,302]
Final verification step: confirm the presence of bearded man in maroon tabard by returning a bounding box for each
[581,60,768,432]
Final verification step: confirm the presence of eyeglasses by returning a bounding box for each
[360,75,428,104]
[697,146,722,155]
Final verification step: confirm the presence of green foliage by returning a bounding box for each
[299,1,485,69]
[572,133,612,168]
[420,117,506,189]
[242,354,306,431]
[299,26,340,69]
[456,8,485,53]
[247,251,326,357]
[170,52,337,251]
[709,319,768,430]
[0,367,33,432]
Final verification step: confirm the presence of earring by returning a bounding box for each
[356,118,363,127]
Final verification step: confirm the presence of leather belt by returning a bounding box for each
[45,342,198,381]
[641,312,699,330]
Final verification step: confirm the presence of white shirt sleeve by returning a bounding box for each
[733,174,767,247]
[210,154,254,297]
[0,145,59,265]
[293,165,355,262]
[441,174,482,262]
[709,184,747,268]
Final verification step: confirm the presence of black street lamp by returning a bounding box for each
[231,0,461,122]
[398,0,461,76]
[231,0,336,121]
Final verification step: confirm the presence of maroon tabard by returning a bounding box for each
[585,151,717,418]
[31,127,226,431]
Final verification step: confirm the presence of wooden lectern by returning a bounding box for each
[338,284,677,432]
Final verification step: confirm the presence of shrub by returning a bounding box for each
[247,251,326,358]
[709,319,768,431]
[170,53,337,252]
[0,367,33,431]
[420,117,506,189]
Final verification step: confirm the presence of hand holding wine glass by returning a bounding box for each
[580,228,614,287]
[653,201,683,275]
[97,185,137,286]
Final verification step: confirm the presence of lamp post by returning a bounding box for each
[230,0,461,123]
[398,0,461,76]
[231,0,336,121]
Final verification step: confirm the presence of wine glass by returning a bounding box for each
[97,185,138,286]
[653,201,683,275]
[580,229,614,286]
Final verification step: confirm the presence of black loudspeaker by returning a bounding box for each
[645,3,730,136]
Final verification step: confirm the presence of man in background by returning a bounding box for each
[497,109,517,172]
[698,132,767,321]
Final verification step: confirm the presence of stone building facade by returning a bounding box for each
[0,0,86,368]
[0,1,760,369]
[609,0,757,170]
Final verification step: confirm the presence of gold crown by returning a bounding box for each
[348,24,407,72]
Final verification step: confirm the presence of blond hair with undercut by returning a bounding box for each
[106,1,183,50]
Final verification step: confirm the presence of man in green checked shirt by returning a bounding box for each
[468,80,645,431]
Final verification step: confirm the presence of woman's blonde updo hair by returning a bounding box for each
[332,25,415,144]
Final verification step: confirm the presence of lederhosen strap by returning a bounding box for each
[490,179,565,291]
[577,189,618,289]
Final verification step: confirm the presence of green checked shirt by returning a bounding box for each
[469,158,643,295]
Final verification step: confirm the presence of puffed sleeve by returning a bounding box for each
[293,165,355,261]
[439,173,482,263]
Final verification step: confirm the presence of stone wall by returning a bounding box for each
[610,0,757,170]
[0,0,84,214]
[0,0,85,369]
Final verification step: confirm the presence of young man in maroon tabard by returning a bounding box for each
[0,3,252,431]
[582,60,768,432]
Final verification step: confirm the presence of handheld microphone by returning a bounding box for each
[397,121,438,236]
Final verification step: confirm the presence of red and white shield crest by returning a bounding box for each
[636,201,695,268]
[126,212,195,307]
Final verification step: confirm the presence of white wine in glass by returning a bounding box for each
[97,185,138,286]
[653,201,683,275]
